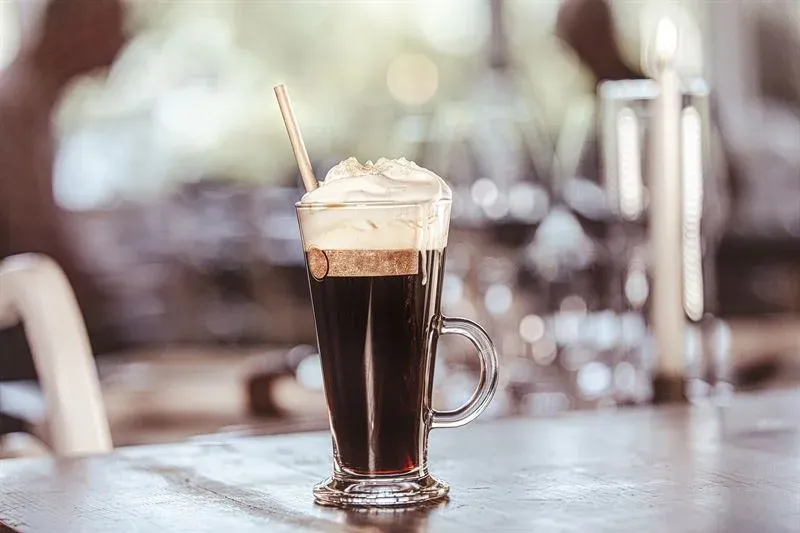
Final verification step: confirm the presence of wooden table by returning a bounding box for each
[0,390,798,533]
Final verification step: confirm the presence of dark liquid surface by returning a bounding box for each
[307,250,445,475]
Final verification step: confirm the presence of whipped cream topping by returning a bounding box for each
[297,157,451,251]
[300,157,451,205]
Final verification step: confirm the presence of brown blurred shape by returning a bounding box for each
[556,0,644,85]
[0,0,128,377]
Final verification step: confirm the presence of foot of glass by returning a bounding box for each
[313,471,449,508]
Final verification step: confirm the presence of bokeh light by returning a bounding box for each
[519,314,545,344]
[414,0,490,56]
[532,337,557,366]
[577,362,612,399]
[386,53,439,107]
[614,361,637,394]
[560,295,587,314]
[471,178,499,208]
[508,182,549,222]
[484,283,513,316]
[442,273,464,307]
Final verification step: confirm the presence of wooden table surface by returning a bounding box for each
[0,389,798,533]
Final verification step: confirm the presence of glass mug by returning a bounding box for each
[296,199,499,507]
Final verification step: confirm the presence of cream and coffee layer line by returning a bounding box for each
[307,249,429,279]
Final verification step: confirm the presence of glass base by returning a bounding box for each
[313,470,449,508]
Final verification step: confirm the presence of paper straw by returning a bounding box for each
[274,84,318,192]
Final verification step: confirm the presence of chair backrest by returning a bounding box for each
[0,253,112,456]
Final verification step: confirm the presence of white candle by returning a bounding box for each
[650,18,685,377]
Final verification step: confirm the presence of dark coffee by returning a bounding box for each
[306,249,445,475]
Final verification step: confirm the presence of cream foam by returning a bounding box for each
[301,157,451,205]
[297,158,451,251]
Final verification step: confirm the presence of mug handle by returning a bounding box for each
[431,316,499,429]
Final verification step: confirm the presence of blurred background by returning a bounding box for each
[0,0,798,453]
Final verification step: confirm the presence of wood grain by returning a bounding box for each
[0,389,798,532]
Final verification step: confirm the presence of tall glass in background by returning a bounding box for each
[599,78,726,402]
[296,199,499,507]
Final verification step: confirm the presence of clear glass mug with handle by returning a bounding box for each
[296,198,499,507]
